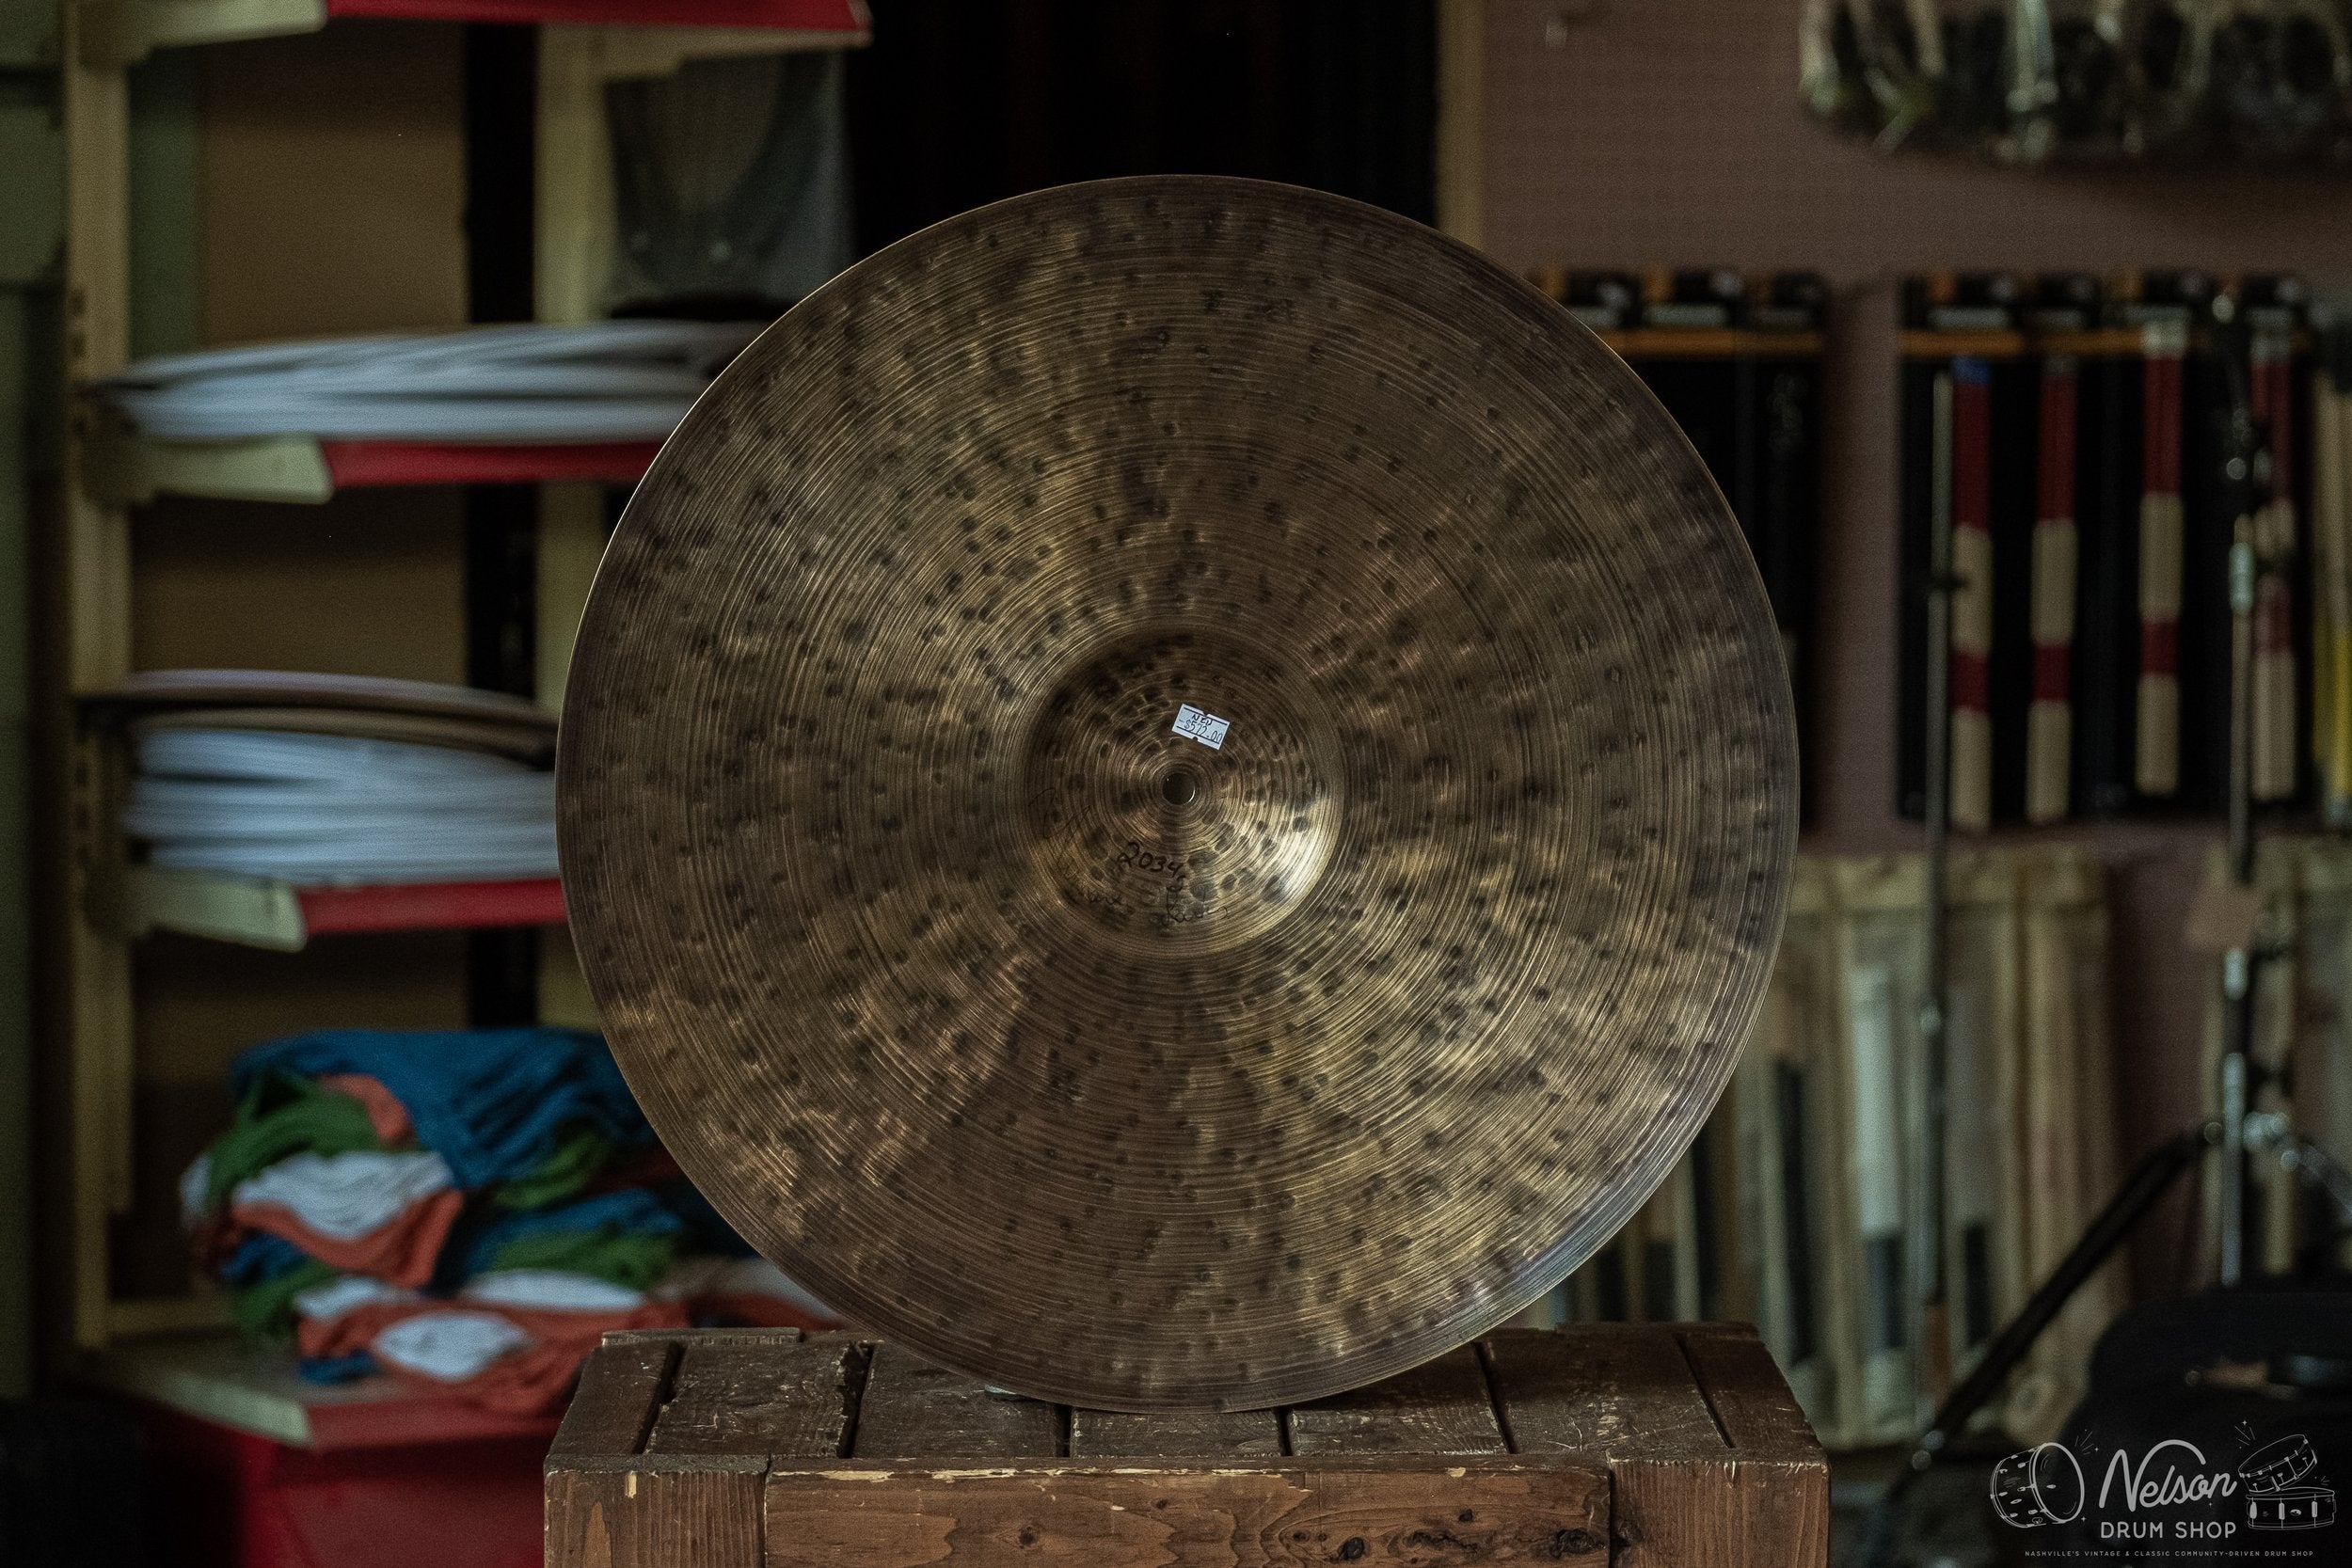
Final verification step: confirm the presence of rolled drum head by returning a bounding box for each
[557,176,1798,1410]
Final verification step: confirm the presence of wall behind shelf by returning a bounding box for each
[1476,0,2352,1302]
[131,495,468,680]
[198,24,468,343]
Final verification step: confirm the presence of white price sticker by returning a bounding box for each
[1171,704,1231,750]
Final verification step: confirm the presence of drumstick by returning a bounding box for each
[2136,313,2188,797]
[1951,358,1995,831]
[2028,355,2079,822]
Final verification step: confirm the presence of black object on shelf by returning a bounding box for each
[462,22,546,1029]
[843,0,1440,252]
[1614,271,1827,822]
[0,1400,148,1566]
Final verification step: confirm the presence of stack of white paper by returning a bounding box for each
[125,727,558,885]
[91,320,764,444]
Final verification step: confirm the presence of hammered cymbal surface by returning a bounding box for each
[558,176,1797,1411]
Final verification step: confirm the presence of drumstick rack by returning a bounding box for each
[1867,289,2352,1566]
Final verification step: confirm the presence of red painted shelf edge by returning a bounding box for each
[294,879,567,936]
[300,1393,560,1453]
[318,439,661,489]
[326,0,869,31]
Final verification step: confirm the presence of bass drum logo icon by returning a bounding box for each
[1991,1442,2088,1527]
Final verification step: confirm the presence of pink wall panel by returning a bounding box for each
[1478,0,2352,1297]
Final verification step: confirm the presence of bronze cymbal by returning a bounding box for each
[558,176,1797,1411]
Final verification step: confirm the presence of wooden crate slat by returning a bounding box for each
[1285,1344,1503,1456]
[1676,1323,1827,1461]
[1481,1323,1724,1458]
[1067,1403,1283,1459]
[548,1333,678,1460]
[1676,1324,1835,1566]
[1483,1323,1829,1568]
[1482,1323,1729,1567]
[763,1461,1610,1568]
[649,1331,865,1460]
[548,1326,1823,1566]
[548,1465,766,1568]
[850,1342,1062,1460]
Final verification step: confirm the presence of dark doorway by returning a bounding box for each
[845,0,1438,256]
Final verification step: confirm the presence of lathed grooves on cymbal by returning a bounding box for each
[557,176,1798,1411]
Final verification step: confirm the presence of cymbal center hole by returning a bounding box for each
[1160,767,1200,806]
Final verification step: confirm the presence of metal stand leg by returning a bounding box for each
[1858,1122,2218,1568]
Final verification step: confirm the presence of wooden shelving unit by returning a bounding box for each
[51,0,866,1362]
[40,0,1476,1418]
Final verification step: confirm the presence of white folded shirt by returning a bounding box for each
[230,1150,454,1242]
[371,1311,537,1384]
[461,1269,648,1314]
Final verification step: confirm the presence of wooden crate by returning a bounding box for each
[545,1323,1826,1568]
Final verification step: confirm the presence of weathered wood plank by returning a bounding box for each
[850,1342,1061,1459]
[763,1460,1608,1568]
[1068,1404,1283,1459]
[1677,1323,1832,1567]
[649,1331,866,1460]
[548,1326,1823,1568]
[548,1334,680,1460]
[1483,1323,1724,1459]
[547,1463,764,1568]
[1676,1323,1824,1461]
[1287,1344,1503,1456]
[1485,1323,1829,1568]
[1484,1323,1725,1568]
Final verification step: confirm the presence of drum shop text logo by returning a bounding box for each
[1991,1431,2335,1547]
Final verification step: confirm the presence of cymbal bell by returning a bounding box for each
[558,176,1797,1411]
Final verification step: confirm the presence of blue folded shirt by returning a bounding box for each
[220,1230,310,1286]
[296,1351,379,1386]
[230,1027,653,1191]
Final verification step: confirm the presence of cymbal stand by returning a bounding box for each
[1860,293,2284,1568]
[2213,292,2263,1287]
[1915,369,1957,1413]
[1856,1122,2222,1568]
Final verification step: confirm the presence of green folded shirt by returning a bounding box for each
[205,1072,381,1208]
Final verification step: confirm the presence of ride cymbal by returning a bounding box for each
[558,176,1797,1411]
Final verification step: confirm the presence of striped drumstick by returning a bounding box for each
[2026,355,2078,823]
[1950,356,1995,832]
[2136,315,2188,799]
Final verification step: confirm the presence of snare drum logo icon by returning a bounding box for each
[2239,1435,2334,1532]
[1992,1442,2088,1527]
